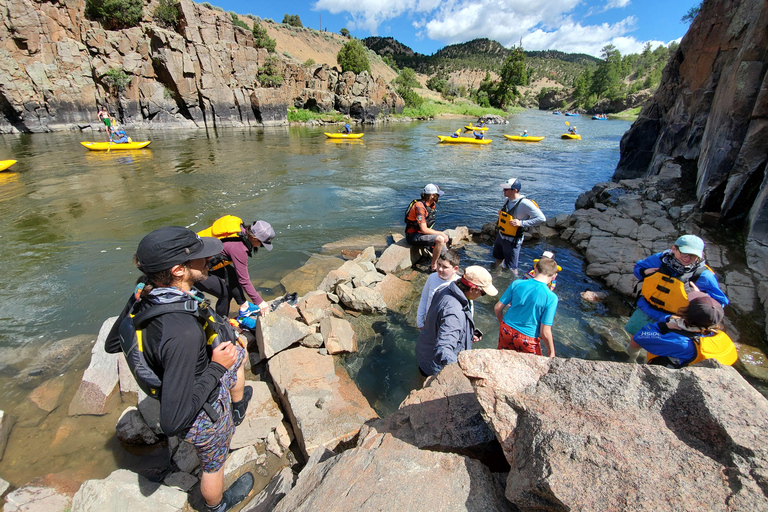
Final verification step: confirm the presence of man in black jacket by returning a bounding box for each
[106,227,253,512]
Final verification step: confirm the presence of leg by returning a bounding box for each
[430,234,447,270]
[201,468,225,507]
[492,233,505,265]
[230,358,245,403]
[508,239,523,270]
[196,273,232,317]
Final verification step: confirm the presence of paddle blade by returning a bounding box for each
[565,121,570,126]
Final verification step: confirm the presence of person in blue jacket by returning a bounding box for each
[625,235,728,338]
[111,128,129,143]
[416,266,497,376]
[341,123,352,134]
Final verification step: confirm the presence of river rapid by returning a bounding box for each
[0,111,635,488]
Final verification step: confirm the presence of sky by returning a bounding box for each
[216,0,699,57]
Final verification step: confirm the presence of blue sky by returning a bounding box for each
[216,0,698,57]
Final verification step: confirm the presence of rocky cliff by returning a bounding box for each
[0,0,403,133]
[614,0,768,272]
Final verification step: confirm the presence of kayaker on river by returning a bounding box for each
[341,123,352,134]
[110,128,130,144]
[473,130,484,140]
[568,126,578,135]
[522,130,528,137]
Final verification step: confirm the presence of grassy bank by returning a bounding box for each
[610,107,642,120]
[287,107,346,123]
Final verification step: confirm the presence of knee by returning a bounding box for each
[435,235,447,245]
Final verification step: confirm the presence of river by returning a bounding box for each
[0,110,634,487]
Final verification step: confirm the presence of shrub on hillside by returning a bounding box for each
[230,12,249,30]
[258,56,283,87]
[86,0,143,29]
[154,0,179,29]
[337,39,371,74]
[103,68,131,93]
[252,22,276,52]
[282,14,302,27]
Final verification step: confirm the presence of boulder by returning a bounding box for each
[318,317,357,355]
[172,441,200,474]
[267,347,378,459]
[68,317,120,416]
[27,377,65,412]
[71,469,188,512]
[115,407,160,445]
[458,350,768,511]
[230,380,293,454]
[0,410,13,460]
[375,240,414,274]
[318,269,351,294]
[374,274,413,311]
[117,353,140,400]
[256,313,312,360]
[4,485,71,512]
[242,466,297,512]
[273,426,513,512]
[336,283,387,313]
[281,255,345,297]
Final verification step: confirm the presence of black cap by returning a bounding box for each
[685,294,725,328]
[136,226,223,273]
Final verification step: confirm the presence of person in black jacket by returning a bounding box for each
[106,227,253,512]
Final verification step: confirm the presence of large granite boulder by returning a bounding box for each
[68,317,120,416]
[273,427,514,512]
[458,350,768,511]
[72,469,188,512]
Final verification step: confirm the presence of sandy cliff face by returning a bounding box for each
[613,0,767,261]
[0,0,403,133]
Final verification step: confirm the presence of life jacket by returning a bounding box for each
[497,198,539,238]
[646,323,737,368]
[197,215,253,271]
[405,199,435,234]
[640,263,710,314]
[117,295,238,399]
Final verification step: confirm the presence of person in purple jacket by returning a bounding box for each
[196,220,275,318]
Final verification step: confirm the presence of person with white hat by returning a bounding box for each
[493,178,546,271]
[405,184,449,272]
[416,266,498,376]
[625,234,728,341]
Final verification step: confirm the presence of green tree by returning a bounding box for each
[252,22,276,52]
[572,70,591,105]
[492,47,527,109]
[282,14,303,27]
[153,0,179,29]
[590,44,622,99]
[86,0,143,29]
[103,68,131,94]
[258,56,283,87]
[337,39,371,74]
[340,28,350,37]
[394,67,419,89]
[393,68,423,108]
[682,2,701,24]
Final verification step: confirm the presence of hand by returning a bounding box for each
[472,335,481,343]
[259,306,270,316]
[510,219,523,227]
[689,282,700,292]
[644,267,659,277]
[211,341,237,369]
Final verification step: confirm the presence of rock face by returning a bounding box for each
[0,0,403,133]
[71,469,188,512]
[613,0,768,262]
[458,350,768,512]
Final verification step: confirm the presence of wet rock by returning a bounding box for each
[724,270,757,314]
[272,426,513,512]
[320,235,390,255]
[172,441,200,474]
[117,353,140,401]
[115,406,159,446]
[374,273,412,311]
[0,410,13,460]
[4,485,71,512]
[256,313,312,361]
[583,317,632,354]
[336,283,387,314]
[68,317,120,416]
[319,317,357,355]
[281,255,345,297]
[162,471,197,492]
[28,376,65,412]
[16,334,93,388]
[242,466,297,512]
[72,469,187,512]
[267,346,378,459]
[458,350,768,512]
[375,239,414,274]
[230,380,293,453]
[580,290,608,303]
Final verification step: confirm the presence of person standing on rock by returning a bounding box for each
[97,105,112,139]
[105,227,254,512]
[416,266,498,376]
[493,178,546,272]
[625,235,728,346]
[195,216,275,318]
[494,257,558,358]
[405,184,449,272]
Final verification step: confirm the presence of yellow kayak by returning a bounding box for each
[464,125,489,131]
[324,133,364,139]
[438,135,491,145]
[81,141,151,150]
[505,135,545,142]
[0,160,17,171]
[561,133,581,140]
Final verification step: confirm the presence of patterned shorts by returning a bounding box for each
[498,322,541,355]
[182,346,245,473]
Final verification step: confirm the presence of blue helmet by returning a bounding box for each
[345,123,350,129]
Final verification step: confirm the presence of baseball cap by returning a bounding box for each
[136,226,223,273]
[249,220,276,251]
[685,294,724,327]
[462,266,498,296]
[675,235,704,258]
[423,184,444,196]
[501,178,522,191]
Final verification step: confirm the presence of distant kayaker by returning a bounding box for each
[341,123,352,134]
[493,178,546,271]
[522,130,528,137]
[451,129,460,138]
[110,128,129,144]
[405,184,449,272]
[473,130,484,140]
[568,126,578,135]
[195,217,276,318]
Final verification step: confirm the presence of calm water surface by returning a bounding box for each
[0,111,631,486]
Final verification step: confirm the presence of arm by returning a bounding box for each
[539,324,555,358]
[694,270,729,307]
[434,307,463,366]
[416,276,433,329]
[633,253,662,280]
[494,301,506,324]
[519,200,546,228]
[226,242,264,305]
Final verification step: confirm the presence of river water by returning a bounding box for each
[0,111,635,487]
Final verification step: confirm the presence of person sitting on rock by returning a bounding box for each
[494,257,558,358]
[404,184,449,272]
[417,266,497,376]
[625,234,728,338]
[416,249,460,330]
[629,292,737,367]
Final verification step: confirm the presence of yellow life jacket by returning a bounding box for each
[197,215,251,271]
[640,264,709,314]
[647,329,737,367]
[497,198,539,237]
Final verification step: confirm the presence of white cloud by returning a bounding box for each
[605,0,631,8]
[314,0,442,34]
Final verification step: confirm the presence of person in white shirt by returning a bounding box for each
[417,250,460,329]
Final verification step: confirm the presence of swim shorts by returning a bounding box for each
[498,322,541,355]
[182,345,245,473]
